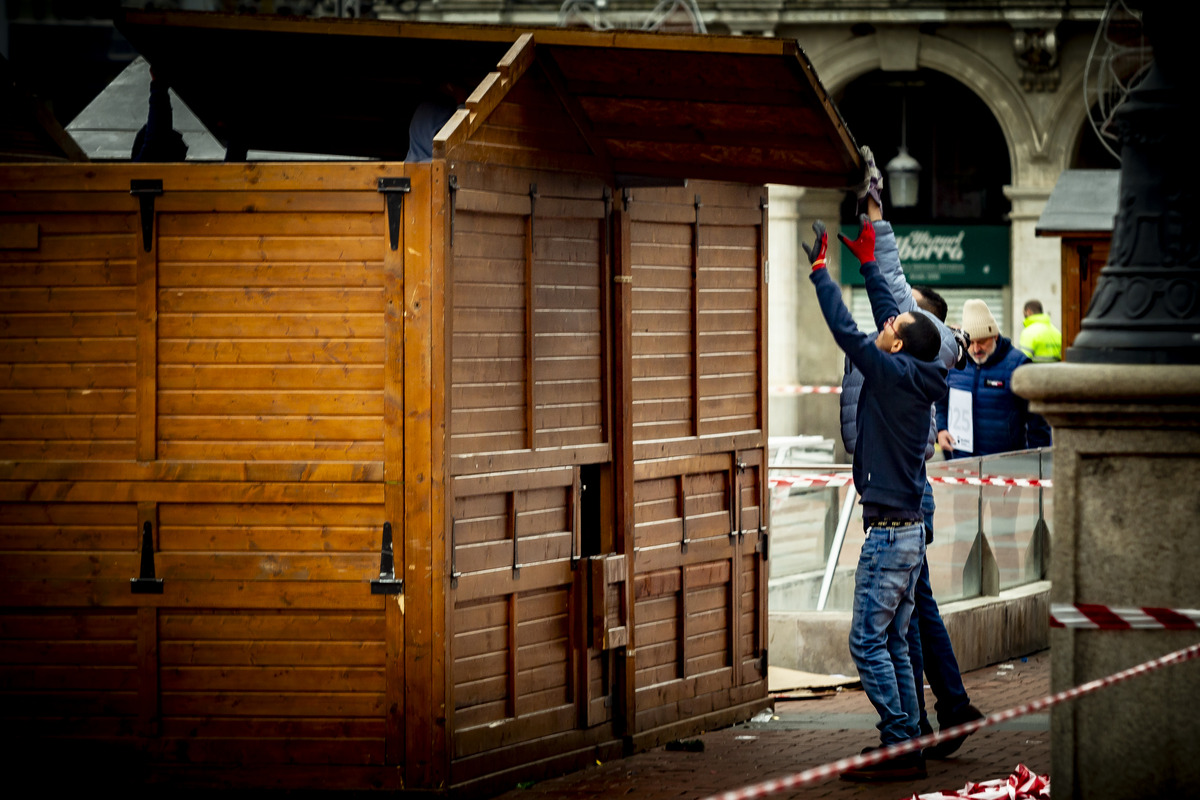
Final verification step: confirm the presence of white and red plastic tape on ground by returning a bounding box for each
[906,764,1050,800]
[698,637,1200,800]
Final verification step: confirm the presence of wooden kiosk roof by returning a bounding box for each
[116,10,860,187]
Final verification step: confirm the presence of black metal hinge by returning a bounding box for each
[370,521,404,595]
[756,528,769,561]
[129,179,163,253]
[378,177,411,251]
[130,521,164,594]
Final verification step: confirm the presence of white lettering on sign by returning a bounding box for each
[896,230,966,262]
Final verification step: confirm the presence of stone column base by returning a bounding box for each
[1014,363,1200,800]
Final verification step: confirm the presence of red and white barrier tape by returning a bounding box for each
[698,639,1200,800]
[768,385,842,395]
[768,474,1051,490]
[1051,602,1200,630]
[908,763,1049,800]
[769,474,851,489]
[929,476,1052,488]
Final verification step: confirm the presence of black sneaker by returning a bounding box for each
[924,704,985,760]
[840,748,927,782]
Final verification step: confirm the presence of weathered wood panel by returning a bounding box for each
[156,608,387,766]
[156,206,386,463]
[0,163,400,788]
[0,208,138,461]
[622,182,768,740]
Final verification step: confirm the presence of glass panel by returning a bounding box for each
[767,471,857,611]
[825,500,865,612]
[978,450,1045,591]
[1040,448,1054,578]
[927,457,984,602]
[767,448,1052,612]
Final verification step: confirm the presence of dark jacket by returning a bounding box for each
[812,261,947,513]
[934,336,1051,458]
[840,221,958,459]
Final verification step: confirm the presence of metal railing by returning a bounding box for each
[768,447,1053,612]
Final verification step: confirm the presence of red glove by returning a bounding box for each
[801,220,828,271]
[838,214,876,265]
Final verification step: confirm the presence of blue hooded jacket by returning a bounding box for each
[840,221,957,458]
[812,260,947,513]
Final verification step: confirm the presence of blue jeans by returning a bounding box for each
[907,482,972,729]
[849,521,925,745]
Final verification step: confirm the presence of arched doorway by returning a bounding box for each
[835,69,1012,225]
[833,69,1014,331]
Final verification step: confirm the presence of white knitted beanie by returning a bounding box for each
[960,299,999,340]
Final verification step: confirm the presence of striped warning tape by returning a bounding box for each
[768,474,1051,490]
[768,385,842,394]
[768,474,852,489]
[930,475,1052,488]
[1050,602,1200,630]
[698,639,1200,800]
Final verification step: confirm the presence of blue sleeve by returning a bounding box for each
[861,259,901,332]
[935,386,949,433]
[876,222,958,370]
[811,266,899,386]
[874,221,919,314]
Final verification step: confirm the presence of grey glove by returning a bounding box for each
[952,327,971,370]
[854,145,884,211]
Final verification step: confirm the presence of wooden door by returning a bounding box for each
[444,165,624,788]
[1062,236,1110,349]
[0,163,407,789]
[620,181,770,748]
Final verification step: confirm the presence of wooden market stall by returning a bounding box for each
[0,11,859,794]
[1035,169,1119,349]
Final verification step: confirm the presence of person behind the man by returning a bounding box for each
[131,68,188,163]
[806,213,946,782]
[1018,299,1062,363]
[936,299,1051,458]
[890,286,984,759]
[405,81,471,163]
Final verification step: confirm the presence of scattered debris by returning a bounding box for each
[665,738,705,752]
[768,665,860,699]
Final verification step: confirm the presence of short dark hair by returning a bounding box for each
[1024,299,1044,315]
[897,313,941,362]
[912,285,948,322]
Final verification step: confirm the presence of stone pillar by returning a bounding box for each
[1003,184,1060,343]
[1013,3,1200,797]
[767,185,845,453]
[1014,365,1200,799]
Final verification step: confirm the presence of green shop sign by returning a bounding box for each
[840,224,1009,287]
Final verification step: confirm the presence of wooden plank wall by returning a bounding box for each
[445,153,618,789]
[624,181,769,745]
[0,164,406,789]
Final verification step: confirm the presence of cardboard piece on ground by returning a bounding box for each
[768,665,860,697]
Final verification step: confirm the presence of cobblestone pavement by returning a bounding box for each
[493,649,1051,800]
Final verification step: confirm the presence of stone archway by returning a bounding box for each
[802,30,1073,340]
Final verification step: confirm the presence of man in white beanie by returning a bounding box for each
[935,299,1050,458]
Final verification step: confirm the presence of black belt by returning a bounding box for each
[867,518,921,528]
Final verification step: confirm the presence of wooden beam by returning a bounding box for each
[381,166,407,772]
[535,50,615,176]
[402,165,437,787]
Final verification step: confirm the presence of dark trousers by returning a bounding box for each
[906,481,972,729]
